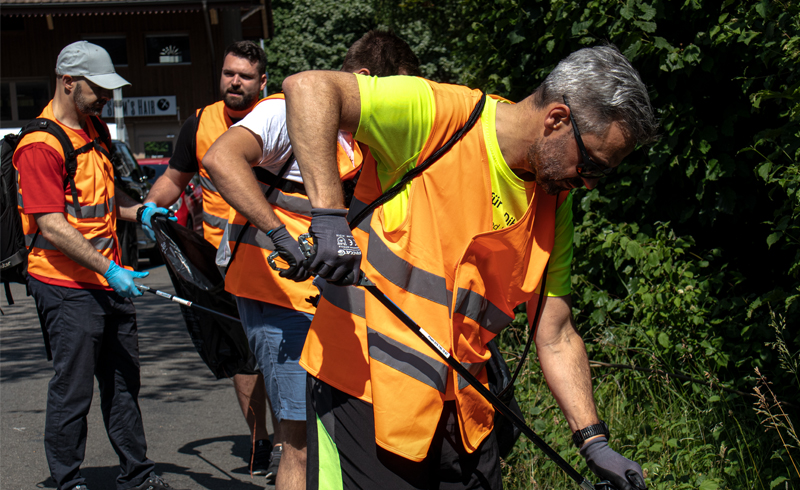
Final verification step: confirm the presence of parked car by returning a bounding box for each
[137,157,204,235]
[111,139,155,271]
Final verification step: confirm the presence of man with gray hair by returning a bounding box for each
[14,41,179,490]
[280,45,657,489]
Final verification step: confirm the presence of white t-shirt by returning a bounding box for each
[233,97,356,183]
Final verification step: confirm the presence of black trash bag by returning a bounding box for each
[151,215,258,379]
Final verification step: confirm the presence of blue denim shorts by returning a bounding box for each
[235,296,313,422]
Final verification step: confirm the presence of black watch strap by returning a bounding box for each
[136,205,147,224]
[572,421,609,448]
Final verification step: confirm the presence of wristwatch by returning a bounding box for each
[572,421,610,448]
[136,205,147,224]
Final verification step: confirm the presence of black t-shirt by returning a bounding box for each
[168,111,242,174]
[168,114,200,174]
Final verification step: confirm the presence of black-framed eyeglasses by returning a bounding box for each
[562,95,614,179]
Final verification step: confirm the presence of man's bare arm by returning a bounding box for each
[533,294,603,444]
[202,126,284,232]
[144,167,194,208]
[34,212,111,275]
[282,71,362,209]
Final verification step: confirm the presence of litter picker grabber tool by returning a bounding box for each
[135,284,243,324]
[358,275,611,490]
[269,235,622,490]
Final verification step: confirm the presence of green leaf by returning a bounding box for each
[757,161,772,181]
[766,232,782,248]
[699,479,721,490]
[639,3,657,21]
[634,20,657,33]
[658,332,671,348]
[770,477,788,489]
[620,3,635,20]
[653,37,671,50]
[626,240,644,260]
[508,31,525,46]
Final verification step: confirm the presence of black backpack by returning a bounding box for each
[0,116,112,306]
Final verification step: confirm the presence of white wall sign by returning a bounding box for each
[102,96,177,118]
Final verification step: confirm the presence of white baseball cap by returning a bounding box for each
[56,41,131,90]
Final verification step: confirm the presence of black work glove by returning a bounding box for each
[267,224,312,282]
[581,437,647,490]
[305,208,362,285]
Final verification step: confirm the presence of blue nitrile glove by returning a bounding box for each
[140,202,176,242]
[305,208,362,285]
[104,261,149,298]
[580,437,647,490]
[267,224,312,282]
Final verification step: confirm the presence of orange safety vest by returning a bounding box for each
[195,100,242,248]
[14,101,120,288]
[224,93,363,314]
[300,81,569,461]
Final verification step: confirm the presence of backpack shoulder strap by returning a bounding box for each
[89,115,115,157]
[25,118,85,217]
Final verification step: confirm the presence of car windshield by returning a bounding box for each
[112,141,139,178]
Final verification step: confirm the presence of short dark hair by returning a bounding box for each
[341,30,421,77]
[224,41,267,76]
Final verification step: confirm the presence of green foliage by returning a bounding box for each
[265,0,379,92]
[267,0,800,486]
[376,0,800,487]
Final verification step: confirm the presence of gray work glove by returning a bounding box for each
[580,437,647,490]
[267,224,312,282]
[305,208,361,285]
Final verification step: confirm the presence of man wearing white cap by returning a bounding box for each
[13,41,178,490]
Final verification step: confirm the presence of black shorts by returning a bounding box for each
[306,375,502,490]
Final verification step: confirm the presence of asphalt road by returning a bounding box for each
[1,260,274,490]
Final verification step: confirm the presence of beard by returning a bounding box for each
[74,82,106,116]
[526,135,585,195]
[223,88,257,111]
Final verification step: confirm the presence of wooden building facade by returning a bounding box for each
[1,0,271,157]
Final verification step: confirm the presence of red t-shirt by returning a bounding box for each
[15,126,115,290]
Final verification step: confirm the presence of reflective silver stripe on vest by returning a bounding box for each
[457,361,488,390]
[346,197,372,233]
[453,288,514,334]
[257,181,313,217]
[367,327,448,393]
[320,283,365,318]
[203,211,228,230]
[199,174,218,193]
[64,196,116,219]
[367,226,451,309]
[26,233,114,251]
[227,223,274,251]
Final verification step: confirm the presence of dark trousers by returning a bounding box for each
[307,375,502,490]
[29,276,154,490]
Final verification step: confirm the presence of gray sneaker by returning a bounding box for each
[265,444,282,485]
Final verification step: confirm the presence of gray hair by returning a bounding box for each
[535,45,659,146]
